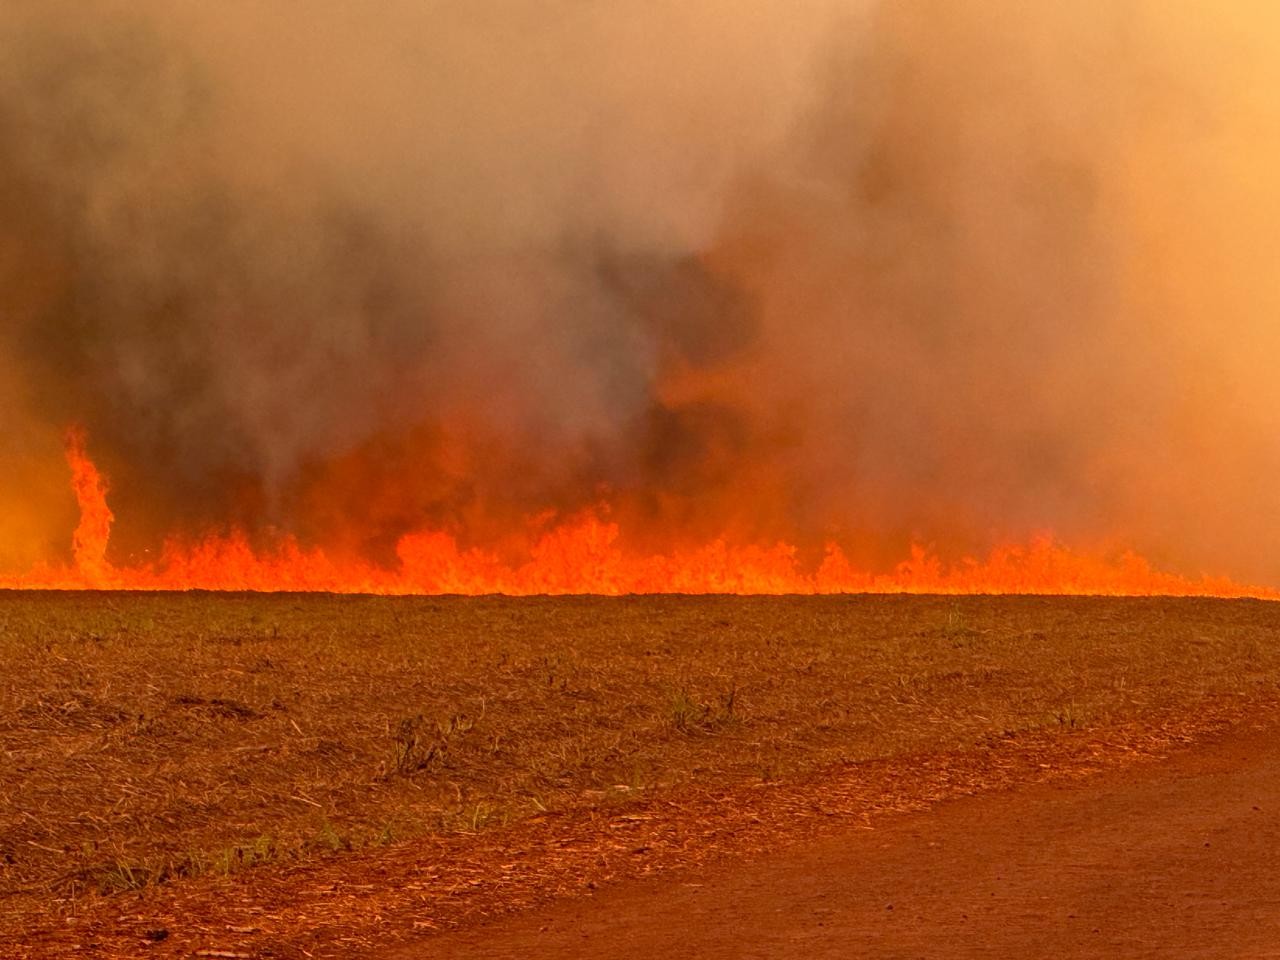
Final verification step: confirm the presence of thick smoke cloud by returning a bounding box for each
[1,1,1278,582]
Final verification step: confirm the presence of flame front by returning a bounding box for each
[5,7,1280,596]
[3,433,1270,599]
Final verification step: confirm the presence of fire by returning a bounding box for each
[1,431,1274,599]
[65,427,114,581]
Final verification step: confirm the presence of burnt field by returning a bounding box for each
[3,592,1280,958]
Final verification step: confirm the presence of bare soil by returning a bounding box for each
[403,716,1280,959]
[2,593,1278,957]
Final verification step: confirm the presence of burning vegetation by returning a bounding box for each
[0,433,1272,597]
[2,2,1280,594]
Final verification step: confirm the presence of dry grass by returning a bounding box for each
[2,592,1279,955]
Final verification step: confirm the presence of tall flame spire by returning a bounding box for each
[65,428,114,584]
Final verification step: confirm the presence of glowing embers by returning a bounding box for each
[3,431,1274,599]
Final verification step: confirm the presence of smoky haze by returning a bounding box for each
[1,1,1278,583]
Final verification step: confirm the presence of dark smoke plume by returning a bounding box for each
[2,1,1279,583]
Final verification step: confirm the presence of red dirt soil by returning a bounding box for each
[392,720,1280,959]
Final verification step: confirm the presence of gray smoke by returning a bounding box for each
[2,1,1279,583]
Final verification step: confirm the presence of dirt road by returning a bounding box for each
[392,725,1280,959]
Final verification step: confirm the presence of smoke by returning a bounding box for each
[1,1,1278,582]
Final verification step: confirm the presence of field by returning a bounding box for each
[3,592,1279,958]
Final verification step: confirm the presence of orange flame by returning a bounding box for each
[2,431,1276,598]
[65,428,115,585]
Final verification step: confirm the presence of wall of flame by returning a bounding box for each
[2,2,1279,594]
